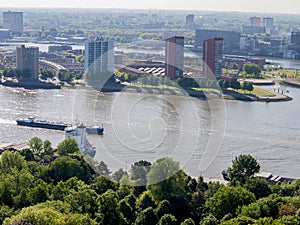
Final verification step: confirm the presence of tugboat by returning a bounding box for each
[86,125,104,135]
[16,117,71,131]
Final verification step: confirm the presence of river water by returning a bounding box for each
[0,83,299,180]
[1,42,300,179]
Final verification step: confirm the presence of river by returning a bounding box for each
[0,83,299,180]
[1,42,300,179]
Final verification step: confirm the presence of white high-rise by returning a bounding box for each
[84,37,114,76]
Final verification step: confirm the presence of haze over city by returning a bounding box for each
[0,0,300,14]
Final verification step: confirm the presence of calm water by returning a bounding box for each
[0,83,299,179]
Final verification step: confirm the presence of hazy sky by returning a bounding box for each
[0,0,299,14]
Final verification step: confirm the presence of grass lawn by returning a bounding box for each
[126,84,221,93]
[228,87,275,97]
[190,87,221,93]
[125,83,275,97]
[126,83,177,90]
[252,87,276,97]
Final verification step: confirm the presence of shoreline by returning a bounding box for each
[0,80,61,89]
[97,84,293,102]
[0,79,292,102]
[281,79,300,88]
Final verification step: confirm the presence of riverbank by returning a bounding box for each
[241,79,275,85]
[281,79,300,88]
[118,84,292,102]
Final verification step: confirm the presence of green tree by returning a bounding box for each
[147,157,186,201]
[220,216,255,225]
[119,198,135,224]
[242,64,261,78]
[28,137,43,156]
[96,161,111,176]
[239,195,281,219]
[241,81,254,94]
[49,156,83,183]
[13,188,30,209]
[43,140,53,156]
[131,160,151,194]
[0,151,27,173]
[96,190,125,225]
[112,168,128,182]
[181,218,195,225]
[64,185,98,217]
[204,181,224,199]
[246,82,254,93]
[0,204,14,224]
[134,207,157,225]
[244,178,271,199]
[158,214,177,225]
[57,138,80,156]
[218,79,229,90]
[40,69,54,80]
[231,81,241,90]
[155,199,171,219]
[228,154,260,186]
[19,148,35,161]
[206,186,256,219]
[136,191,155,212]
[27,180,49,205]
[147,157,190,221]
[92,176,118,195]
[0,180,13,207]
[3,204,97,225]
[142,76,149,86]
[200,214,219,225]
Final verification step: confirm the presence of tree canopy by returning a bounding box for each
[228,154,260,185]
[0,141,299,225]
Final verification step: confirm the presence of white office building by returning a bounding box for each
[84,37,114,76]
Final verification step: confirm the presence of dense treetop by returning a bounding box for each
[0,137,299,224]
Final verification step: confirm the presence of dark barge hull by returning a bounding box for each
[16,121,69,131]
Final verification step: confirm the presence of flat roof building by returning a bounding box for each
[3,11,23,34]
[249,16,261,27]
[203,37,223,79]
[195,29,240,53]
[0,29,12,41]
[16,45,39,80]
[165,36,184,79]
[84,37,114,76]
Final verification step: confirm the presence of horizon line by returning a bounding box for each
[0,6,299,16]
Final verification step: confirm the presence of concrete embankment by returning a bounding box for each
[281,79,300,88]
[240,79,275,85]
[1,80,61,89]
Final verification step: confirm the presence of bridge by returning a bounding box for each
[39,58,68,76]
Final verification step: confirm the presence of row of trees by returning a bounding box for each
[218,79,254,93]
[2,68,32,80]
[0,138,299,224]
[1,67,83,83]
[116,72,254,94]
[58,71,83,83]
[241,64,262,79]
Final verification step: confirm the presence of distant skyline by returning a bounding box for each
[0,0,300,14]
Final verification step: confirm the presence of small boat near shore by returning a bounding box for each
[222,170,296,184]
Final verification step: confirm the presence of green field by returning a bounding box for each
[228,87,275,97]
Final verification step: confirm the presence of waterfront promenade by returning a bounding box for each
[281,79,300,88]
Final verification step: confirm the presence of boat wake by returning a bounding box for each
[0,118,16,125]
